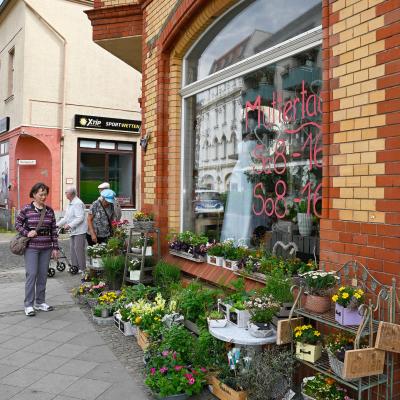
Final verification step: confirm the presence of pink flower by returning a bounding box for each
[200,367,207,373]
[150,368,156,375]
[172,352,177,359]
[159,367,168,374]
[174,365,183,371]
[162,350,169,357]
[187,377,195,385]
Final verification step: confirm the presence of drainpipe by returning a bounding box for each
[23,0,67,211]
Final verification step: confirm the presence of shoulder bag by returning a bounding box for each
[10,207,46,255]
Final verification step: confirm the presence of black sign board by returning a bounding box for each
[74,114,141,134]
[0,117,10,135]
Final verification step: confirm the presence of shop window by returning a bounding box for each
[0,141,9,205]
[182,46,322,254]
[78,139,136,207]
[185,0,321,84]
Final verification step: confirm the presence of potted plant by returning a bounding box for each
[131,236,154,256]
[300,270,338,313]
[145,351,206,399]
[301,374,354,400]
[221,240,247,270]
[93,303,111,319]
[228,300,250,328]
[206,242,225,266]
[128,257,141,281]
[207,310,227,328]
[244,295,279,338]
[101,255,125,289]
[168,231,208,261]
[133,210,155,230]
[332,286,365,326]
[114,305,136,336]
[87,243,108,268]
[297,199,313,236]
[294,324,322,363]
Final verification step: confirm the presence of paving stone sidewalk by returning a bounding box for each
[0,277,152,400]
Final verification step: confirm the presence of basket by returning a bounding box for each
[327,349,357,381]
[132,220,154,230]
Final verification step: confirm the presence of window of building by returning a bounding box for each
[0,141,9,205]
[182,1,322,255]
[7,47,15,97]
[78,139,136,207]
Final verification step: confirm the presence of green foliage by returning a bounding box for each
[192,329,227,369]
[302,374,353,400]
[208,310,225,320]
[206,243,225,257]
[106,237,125,256]
[263,268,293,304]
[298,199,308,213]
[153,261,181,298]
[101,255,125,286]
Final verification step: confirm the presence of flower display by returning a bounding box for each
[168,231,208,258]
[300,270,338,295]
[244,295,280,324]
[87,243,108,258]
[133,211,154,221]
[111,219,129,240]
[302,374,354,400]
[145,351,206,397]
[294,325,321,345]
[128,258,141,271]
[332,286,364,309]
[98,291,119,305]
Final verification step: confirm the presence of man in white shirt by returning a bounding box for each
[97,182,122,220]
[57,186,88,273]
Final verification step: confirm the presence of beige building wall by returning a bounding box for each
[0,0,25,131]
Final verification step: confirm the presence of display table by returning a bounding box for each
[209,322,276,346]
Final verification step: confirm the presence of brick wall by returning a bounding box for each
[94,0,139,9]
[320,0,400,290]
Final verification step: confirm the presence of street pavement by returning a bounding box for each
[0,237,214,400]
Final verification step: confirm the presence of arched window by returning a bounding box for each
[181,0,322,250]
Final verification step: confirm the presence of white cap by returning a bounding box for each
[98,182,110,189]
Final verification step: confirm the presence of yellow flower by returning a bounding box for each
[354,293,361,299]
[314,331,320,337]
[294,326,301,332]
[295,332,302,337]
[339,287,345,292]
[357,289,364,295]
[135,316,142,325]
[332,295,339,302]
[342,292,349,299]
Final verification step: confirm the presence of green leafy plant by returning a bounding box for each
[208,310,225,320]
[294,324,321,345]
[128,257,141,271]
[207,243,225,257]
[263,268,293,303]
[132,236,154,247]
[87,243,107,258]
[301,270,338,296]
[298,199,308,213]
[239,348,295,400]
[244,295,280,324]
[331,286,365,309]
[106,237,125,256]
[153,261,181,298]
[192,329,227,369]
[101,255,125,288]
[93,304,109,317]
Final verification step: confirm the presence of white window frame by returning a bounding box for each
[179,2,322,231]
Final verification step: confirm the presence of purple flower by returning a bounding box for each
[162,350,169,357]
[159,367,168,374]
[174,365,183,371]
[150,368,156,375]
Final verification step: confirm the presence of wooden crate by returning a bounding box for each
[342,348,385,379]
[375,321,400,353]
[209,376,247,400]
[276,317,304,345]
[137,327,150,351]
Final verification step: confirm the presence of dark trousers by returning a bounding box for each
[86,234,108,246]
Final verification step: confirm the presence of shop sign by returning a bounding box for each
[0,117,10,135]
[74,114,141,134]
[18,160,36,165]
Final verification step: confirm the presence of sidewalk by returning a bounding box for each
[0,276,150,400]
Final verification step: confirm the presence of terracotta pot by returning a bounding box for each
[304,294,331,314]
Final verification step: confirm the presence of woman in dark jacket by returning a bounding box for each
[15,182,59,316]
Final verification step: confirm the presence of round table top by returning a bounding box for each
[209,322,277,346]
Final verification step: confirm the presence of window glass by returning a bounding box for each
[80,140,97,148]
[0,141,9,205]
[185,0,321,84]
[183,47,322,256]
[99,141,115,150]
[109,154,133,206]
[118,143,133,151]
[80,153,106,204]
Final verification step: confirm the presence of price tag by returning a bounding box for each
[352,278,358,287]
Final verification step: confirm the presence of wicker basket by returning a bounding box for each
[132,220,154,230]
[327,349,357,381]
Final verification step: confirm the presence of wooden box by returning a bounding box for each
[137,327,150,351]
[209,376,247,400]
[276,317,303,345]
[342,348,385,379]
[375,321,400,353]
[296,342,322,363]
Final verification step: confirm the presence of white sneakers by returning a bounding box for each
[24,306,35,316]
[34,303,54,312]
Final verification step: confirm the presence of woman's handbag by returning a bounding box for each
[10,208,46,255]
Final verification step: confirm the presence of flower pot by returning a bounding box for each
[296,342,322,363]
[335,303,363,326]
[90,257,103,269]
[132,220,154,230]
[207,318,227,328]
[304,294,331,314]
[209,376,247,400]
[101,308,110,318]
[207,255,224,266]
[129,270,141,281]
[154,393,189,400]
[137,327,150,350]
[114,313,137,337]
[247,321,275,338]
[327,349,357,381]
[229,309,250,328]
[223,259,239,271]
[169,249,205,263]
[297,213,313,236]
[218,302,231,321]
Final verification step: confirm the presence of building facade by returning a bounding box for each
[0,0,141,214]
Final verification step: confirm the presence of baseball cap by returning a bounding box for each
[100,189,115,204]
[98,182,110,189]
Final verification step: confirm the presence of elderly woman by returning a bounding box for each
[15,182,59,316]
[86,189,117,246]
[57,186,87,273]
